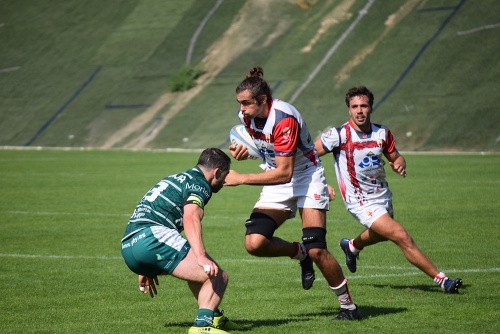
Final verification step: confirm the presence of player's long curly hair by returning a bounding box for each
[236,67,273,106]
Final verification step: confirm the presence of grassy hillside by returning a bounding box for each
[0,0,499,151]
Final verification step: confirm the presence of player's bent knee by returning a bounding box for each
[244,234,269,256]
[302,227,327,251]
[245,212,277,240]
[244,240,260,255]
[397,234,416,249]
[209,271,229,289]
[307,248,329,261]
[221,271,229,285]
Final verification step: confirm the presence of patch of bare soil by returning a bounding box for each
[333,0,421,87]
[102,0,420,148]
[301,0,355,53]
[103,0,290,149]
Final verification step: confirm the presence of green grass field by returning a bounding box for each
[1,149,499,333]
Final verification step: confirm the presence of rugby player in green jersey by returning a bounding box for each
[121,148,240,334]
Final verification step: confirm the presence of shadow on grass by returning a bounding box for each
[366,282,468,293]
[348,305,407,319]
[369,283,437,292]
[164,318,295,332]
[163,305,407,331]
[291,305,408,321]
[309,305,407,320]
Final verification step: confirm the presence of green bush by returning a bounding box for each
[168,65,204,92]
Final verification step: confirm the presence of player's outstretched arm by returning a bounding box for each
[224,155,294,186]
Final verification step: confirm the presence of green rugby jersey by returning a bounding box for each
[122,166,212,240]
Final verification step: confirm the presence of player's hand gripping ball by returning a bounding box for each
[229,124,264,160]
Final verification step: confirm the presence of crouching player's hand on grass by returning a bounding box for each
[138,275,159,298]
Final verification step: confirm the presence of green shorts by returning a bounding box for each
[121,225,190,278]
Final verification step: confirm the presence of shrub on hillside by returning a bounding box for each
[168,65,204,92]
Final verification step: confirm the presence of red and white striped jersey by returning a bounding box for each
[320,120,396,207]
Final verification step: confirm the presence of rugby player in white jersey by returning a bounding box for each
[224,67,361,320]
[314,86,463,293]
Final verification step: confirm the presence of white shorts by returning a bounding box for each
[347,197,394,228]
[255,165,330,219]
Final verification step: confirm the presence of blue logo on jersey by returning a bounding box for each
[260,147,273,159]
[359,151,380,168]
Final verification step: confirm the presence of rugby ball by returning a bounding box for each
[229,124,264,160]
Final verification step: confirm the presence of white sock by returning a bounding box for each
[291,242,307,261]
[349,240,361,255]
[434,272,447,288]
[330,278,356,310]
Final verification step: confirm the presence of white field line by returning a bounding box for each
[289,0,376,104]
[186,0,224,65]
[457,22,500,35]
[6,210,129,217]
[5,211,249,221]
[0,253,122,260]
[1,252,498,274]
[1,145,498,155]
[0,66,20,73]
[0,146,206,152]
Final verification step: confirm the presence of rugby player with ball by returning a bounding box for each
[224,67,362,321]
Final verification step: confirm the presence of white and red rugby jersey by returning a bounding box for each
[320,120,396,207]
[238,98,318,172]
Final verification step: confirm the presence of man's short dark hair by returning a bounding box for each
[198,148,231,172]
[345,86,374,108]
